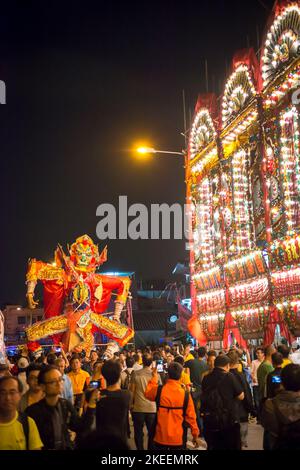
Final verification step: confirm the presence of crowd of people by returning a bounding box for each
[0,340,300,451]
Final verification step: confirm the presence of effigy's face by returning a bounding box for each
[74,242,95,270]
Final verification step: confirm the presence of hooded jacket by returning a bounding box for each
[261,390,300,449]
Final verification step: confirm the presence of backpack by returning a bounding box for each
[201,377,233,431]
[121,369,133,390]
[273,401,300,450]
[18,412,29,450]
[155,385,190,447]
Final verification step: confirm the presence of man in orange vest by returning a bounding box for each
[144,362,206,450]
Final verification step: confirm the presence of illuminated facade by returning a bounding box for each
[187,1,300,346]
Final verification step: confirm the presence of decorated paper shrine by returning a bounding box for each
[187,0,300,347]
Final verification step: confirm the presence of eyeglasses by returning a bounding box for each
[0,390,20,397]
[44,377,65,385]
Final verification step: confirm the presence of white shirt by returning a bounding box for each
[250,359,262,386]
[290,351,300,365]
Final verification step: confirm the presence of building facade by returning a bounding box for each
[187,0,300,346]
[3,305,44,343]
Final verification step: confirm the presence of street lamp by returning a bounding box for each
[136,146,185,157]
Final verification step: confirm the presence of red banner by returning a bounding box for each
[223,311,248,350]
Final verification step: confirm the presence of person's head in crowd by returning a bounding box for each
[55,357,67,376]
[281,364,300,392]
[174,355,185,366]
[133,353,140,364]
[264,345,276,359]
[119,352,126,365]
[160,349,166,359]
[207,350,217,370]
[70,355,82,373]
[142,353,153,368]
[171,348,178,358]
[256,347,265,361]
[152,351,162,362]
[227,350,240,368]
[167,362,183,381]
[17,356,29,371]
[125,356,135,369]
[214,354,231,372]
[46,353,57,365]
[34,354,46,364]
[0,376,23,417]
[26,363,43,393]
[190,350,198,359]
[90,350,99,363]
[271,352,283,369]
[197,347,207,359]
[38,365,63,398]
[93,360,104,374]
[166,353,174,365]
[235,347,244,358]
[0,363,10,378]
[101,360,121,387]
[277,345,291,359]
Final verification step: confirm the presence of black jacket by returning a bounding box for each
[230,369,255,422]
[261,390,300,450]
[26,397,95,450]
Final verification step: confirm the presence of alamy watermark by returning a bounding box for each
[292,88,300,105]
[96,196,194,250]
[0,80,6,104]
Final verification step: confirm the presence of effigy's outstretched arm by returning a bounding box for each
[27,281,38,309]
[26,258,64,309]
[26,259,44,309]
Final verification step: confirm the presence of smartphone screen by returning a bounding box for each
[156,360,164,373]
[272,375,282,384]
[89,380,100,389]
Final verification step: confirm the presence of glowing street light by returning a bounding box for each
[136,146,184,157]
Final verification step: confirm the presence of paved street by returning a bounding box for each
[128,420,264,451]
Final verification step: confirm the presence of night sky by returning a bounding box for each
[0,0,275,305]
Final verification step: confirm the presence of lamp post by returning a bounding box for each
[136,147,187,166]
[136,146,184,156]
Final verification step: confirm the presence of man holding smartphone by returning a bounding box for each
[266,352,283,399]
